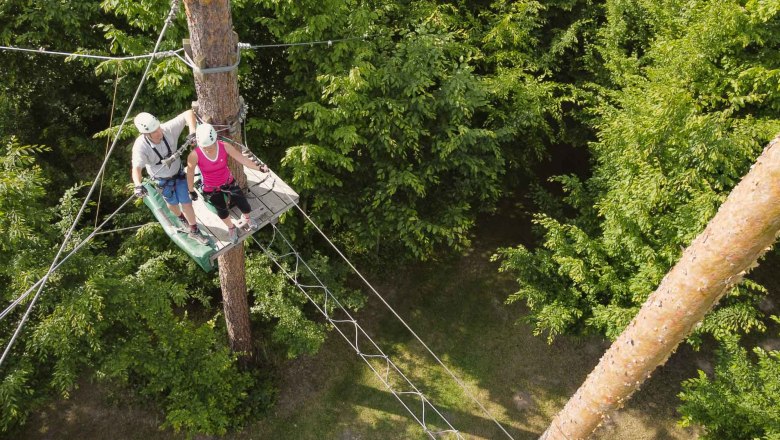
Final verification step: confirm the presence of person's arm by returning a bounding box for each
[131,166,144,186]
[186,151,198,192]
[182,109,197,134]
[224,142,263,171]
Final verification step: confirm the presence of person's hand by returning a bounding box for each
[189,190,199,201]
[134,185,148,198]
[257,162,269,173]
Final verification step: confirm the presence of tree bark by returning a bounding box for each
[183,0,253,363]
[541,135,780,439]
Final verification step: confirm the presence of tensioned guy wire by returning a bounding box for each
[0,34,368,67]
[0,45,182,61]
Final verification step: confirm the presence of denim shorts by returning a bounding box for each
[156,176,191,205]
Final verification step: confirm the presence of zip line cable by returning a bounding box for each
[243,36,367,49]
[250,227,462,439]
[0,0,181,369]
[0,195,137,322]
[278,193,516,440]
[0,45,182,61]
[0,35,368,66]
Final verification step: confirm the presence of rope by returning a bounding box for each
[95,70,122,227]
[0,45,182,61]
[250,227,462,439]
[0,0,181,369]
[279,194,516,440]
[0,195,136,322]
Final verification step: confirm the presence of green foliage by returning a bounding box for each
[679,332,780,439]
[496,0,780,342]
[257,0,505,259]
[0,144,263,435]
[94,267,254,435]
[247,243,366,359]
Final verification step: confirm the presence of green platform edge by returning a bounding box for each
[142,182,216,272]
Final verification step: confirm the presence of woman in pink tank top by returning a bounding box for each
[186,123,269,243]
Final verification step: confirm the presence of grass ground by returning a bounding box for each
[19,198,705,440]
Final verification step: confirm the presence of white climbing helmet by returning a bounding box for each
[134,112,160,134]
[196,123,217,147]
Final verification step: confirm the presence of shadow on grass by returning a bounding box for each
[350,383,537,439]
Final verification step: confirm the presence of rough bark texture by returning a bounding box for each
[183,0,253,362]
[541,135,780,439]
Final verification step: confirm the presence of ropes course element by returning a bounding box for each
[278,195,517,440]
[0,45,182,61]
[0,195,137,323]
[0,0,182,369]
[250,227,462,439]
[1,36,367,74]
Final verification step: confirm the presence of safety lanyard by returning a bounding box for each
[146,136,173,165]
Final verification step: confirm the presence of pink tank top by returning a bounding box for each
[196,141,233,191]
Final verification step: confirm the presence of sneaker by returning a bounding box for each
[187,227,210,246]
[227,226,238,244]
[178,213,187,227]
[245,216,258,230]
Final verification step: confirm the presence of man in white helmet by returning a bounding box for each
[131,109,208,244]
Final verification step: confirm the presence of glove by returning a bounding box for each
[184,132,197,146]
[189,190,199,201]
[134,185,148,198]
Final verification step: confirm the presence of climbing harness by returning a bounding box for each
[145,135,174,166]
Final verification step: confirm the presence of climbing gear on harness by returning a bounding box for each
[196,123,217,147]
[134,112,160,134]
[146,136,174,166]
[134,185,148,198]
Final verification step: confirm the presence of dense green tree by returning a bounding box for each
[496,0,780,343]
[256,0,506,259]
[0,138,256,434]
[679,332,780,439]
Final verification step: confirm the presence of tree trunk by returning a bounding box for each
[183,0,253,364]
[541,135,780,439]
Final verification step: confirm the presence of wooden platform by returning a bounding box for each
[191,166,299,262]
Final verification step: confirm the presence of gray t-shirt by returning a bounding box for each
[131,113,188,179]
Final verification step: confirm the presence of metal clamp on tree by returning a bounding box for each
[182,35,242,76]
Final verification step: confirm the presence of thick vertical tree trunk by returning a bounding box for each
[541,135,780,439]
[183,0,253,363]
